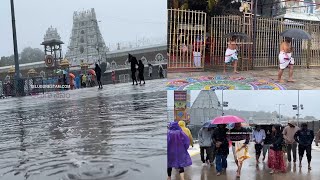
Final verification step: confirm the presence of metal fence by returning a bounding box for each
[168,9,207,70]
[168,9,320,70]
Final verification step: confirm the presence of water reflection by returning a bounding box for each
[0,83,166,180]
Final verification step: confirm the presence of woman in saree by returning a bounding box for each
[268,125,286,174]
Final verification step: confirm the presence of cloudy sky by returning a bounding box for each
[0,0,166,56]
[167,90,320,119]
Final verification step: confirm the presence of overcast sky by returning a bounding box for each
[167,90,320,119]
[0,0,166,56]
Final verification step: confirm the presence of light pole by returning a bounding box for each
[276,104,285,124]
[292,90,303,126]
[10,0,20,96]
[219,90,229,116]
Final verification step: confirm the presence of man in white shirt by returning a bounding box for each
[252,125,266,164]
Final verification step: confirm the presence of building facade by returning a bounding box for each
[65,8,108,68]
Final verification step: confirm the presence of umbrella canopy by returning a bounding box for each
[211,115,246,125]
[223,32,249,40]
[280,28,312,40]
[227,122,250,129]
[88,69,96,75]
[69,73,75,79]
[202,121,217,128]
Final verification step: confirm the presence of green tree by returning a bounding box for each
[20,47,44,64]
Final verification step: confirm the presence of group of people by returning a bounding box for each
[224,36,295,83]
[128,54,165,85]
[168,119,320,179]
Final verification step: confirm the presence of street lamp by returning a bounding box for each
[218,90,229,116]
[10,0,20,96]
[292,90,303,126]
[276,104,285,124]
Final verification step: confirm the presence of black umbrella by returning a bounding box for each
[280,28,312,40]
[223,32,249,40]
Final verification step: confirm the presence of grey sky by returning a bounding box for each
[167,90,320,119]
[0,0,166,56]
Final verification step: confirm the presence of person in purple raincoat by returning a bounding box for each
[167,122,192,180]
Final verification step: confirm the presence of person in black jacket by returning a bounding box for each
[268,125,286,174]
[95,63,103,89]
[128,54,138,85]
[294,123,314,170]
[212,124,229,176]
[138,60,145,85]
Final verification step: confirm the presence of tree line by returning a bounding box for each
[0,47,44,67]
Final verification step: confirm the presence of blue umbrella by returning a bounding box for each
[203,121,217,128]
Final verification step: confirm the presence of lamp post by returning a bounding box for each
[292,90,303,126]
[219,90,229,116]
[276,104,285,124]
[10,0,20,96]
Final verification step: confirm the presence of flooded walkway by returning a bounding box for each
[0,79,167,180]
[172,143,320,180]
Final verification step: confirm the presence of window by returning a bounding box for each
[81,30,85,34]
[80,46,84,54]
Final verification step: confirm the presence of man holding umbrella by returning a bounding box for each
[198,122,215,166]
[278,37,294,83]
[278,28,312,82]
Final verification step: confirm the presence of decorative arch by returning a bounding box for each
[155,53,164,62]
[111,60,117,69]
[141,56,148,64]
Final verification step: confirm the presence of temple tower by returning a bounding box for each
[65,8,108,68]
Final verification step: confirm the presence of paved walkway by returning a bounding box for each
[167,67,320,90]
[171,143,320,180]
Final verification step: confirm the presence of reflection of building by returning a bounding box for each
[65,8,108,68]
[189,90,222,126]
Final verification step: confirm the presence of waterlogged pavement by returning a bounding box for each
[0,79,167,180]
[171,143,320,180]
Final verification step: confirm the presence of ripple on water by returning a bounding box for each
[0,86,166,180]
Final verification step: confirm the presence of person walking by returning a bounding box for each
[278,37,294,83]
[229,123,250,178]
[315,129,320,146]
[252,125,266,164]
[224,36,239,74]
[262,126,273,161]
[112,71,116,84]
[178,121,194,147]
[294,123,314,169]
[212,124,229,176]
[138,60,145,85]
[198,126,214,166]
[81,74,87,88]
[283,121,300,163]
[167,122,192,180]
[148,64,153,78]
[95,64,103,89]
[268,125,286,174]
[159,64,164,78]
[128,54,138,85]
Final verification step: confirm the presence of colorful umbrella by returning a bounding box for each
[69,73,75,79]
[88,69,96,75]
[202,121,217,128]
[211,115,246,125]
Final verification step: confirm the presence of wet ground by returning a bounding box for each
[167,67,320,90]
[0,79,166,180]
[171,143,320,180]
